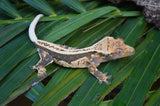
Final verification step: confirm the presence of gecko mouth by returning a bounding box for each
[123,46,135,57]
[126,50,135,56]
[129,48,135,55]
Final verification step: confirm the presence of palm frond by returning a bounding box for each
[0,0,159,105]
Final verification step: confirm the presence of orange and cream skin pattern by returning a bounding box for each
[29,14,135,84]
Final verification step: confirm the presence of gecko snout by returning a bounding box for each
[124,45,135,56]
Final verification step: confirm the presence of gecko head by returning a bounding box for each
[108,38,135,59]
[92,37,135,59]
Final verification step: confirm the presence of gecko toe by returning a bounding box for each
[104,80,111,85]
[107,75,112,79]
[99,79,110,85]
[30,66,35,69]
[104,72,112,79]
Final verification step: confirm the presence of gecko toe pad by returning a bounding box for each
[37,66,47,78]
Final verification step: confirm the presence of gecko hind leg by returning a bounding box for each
[31,66,47,78]
[31,48,53,78]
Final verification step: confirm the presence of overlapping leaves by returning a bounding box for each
[0,0,159,106]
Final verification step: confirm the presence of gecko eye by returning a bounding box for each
[116,49,123,55]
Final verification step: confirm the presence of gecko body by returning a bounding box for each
[29,14,135,84]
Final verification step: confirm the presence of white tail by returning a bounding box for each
[29,14,44,42]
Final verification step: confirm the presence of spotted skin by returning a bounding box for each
[29,14,135,84]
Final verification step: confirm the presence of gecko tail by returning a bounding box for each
[29,14,44,42]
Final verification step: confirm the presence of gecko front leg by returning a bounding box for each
[31,47,53,78]
[87,54,112,84]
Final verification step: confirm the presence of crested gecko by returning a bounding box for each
[29,14,135,84]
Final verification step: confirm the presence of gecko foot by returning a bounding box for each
[98,72,112,85]
[38,68,47,78]
[30,65,47,78]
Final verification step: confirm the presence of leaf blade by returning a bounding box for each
[0,0,22,18]
[24,0,56,16]
[145,88,160,106]
[0,22,29,47]
[44,6,118,42]
[60,0,86,13]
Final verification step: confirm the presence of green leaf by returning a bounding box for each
[0,54,38,103]
[158,71,160,79]
[44,6,118,42]
[0,0,22,19]
[99,100,112,106]
[120,11,141,17]
[24,0,56,16]
[0,33,33,80]
[60,0,86,13]
[103,11,141,18]
[0,1,159,105]
[33,69,88,106]
[112,29,160,106]
[83,1,100,10]
[0,15,75,25]
[0,22,29,47]
[145,88,160,106]
[0,56,58,106]
[25,82,44,102]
